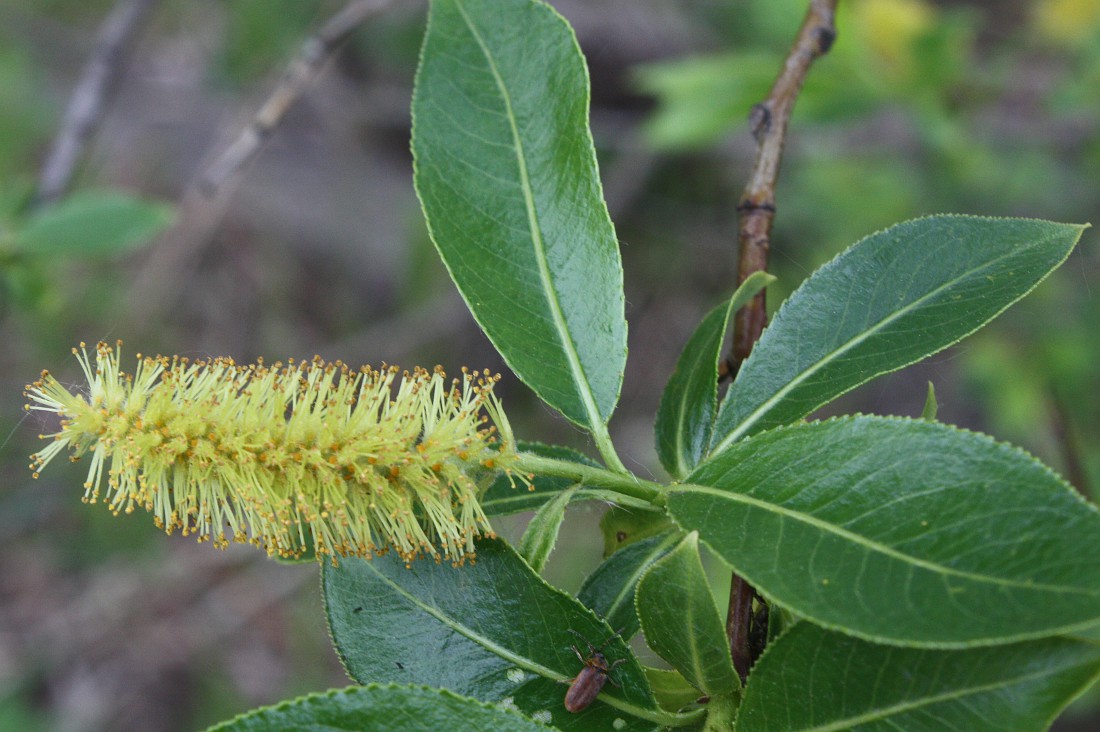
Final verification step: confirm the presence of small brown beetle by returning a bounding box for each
[564,629,626,713]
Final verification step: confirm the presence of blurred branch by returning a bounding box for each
[199,0,395,194]
[130,0,395,330]
[724,0,837,684]
[34,0,160,207]
[1049,388,1091,498]
[730,0,837,370]
[28,547,316,731]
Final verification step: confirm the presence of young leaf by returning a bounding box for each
[8,190,173,256]
[671,416,1100,646]
[518,486,577,573]
[737,624,1100,732]
[205,684,551,732]
[635,532,740,696]
[655,272,775,478]
[709,216,1087,456]
[578,530,681,638]
[412,0,627,447]
[322,538,680,731]
[921,380,938,421]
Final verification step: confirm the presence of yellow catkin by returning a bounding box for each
[25,342,527,565]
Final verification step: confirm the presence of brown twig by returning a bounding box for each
[128,0,394,330]
[725,0,838,683]
[199,0,393,194]
[726,577,756,680]
[34,0,160,207]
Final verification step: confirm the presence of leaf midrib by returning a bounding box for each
[783,658,1100,732]
[712,236,1051,455]
[673,483,1098,597]
[451,0,606,433]
[362,561,562,680]
[358,561,681,724]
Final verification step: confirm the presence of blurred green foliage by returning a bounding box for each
[217,0,324,85]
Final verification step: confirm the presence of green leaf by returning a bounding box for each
[634,52,778,151]
[635,532,739,696]
[643,667,701,713]
[204,684,552,731]
[322,538,677,731]
[737,624,1100,732]
[518,486,576,573]
[481,443,597,516]
[672,416,1100,646]
[656,272,775,479]
[412,0,627,444]
[7,190,173,257]
[577,530,681,638]
[709,216,1087,456]
[921,380,938,421]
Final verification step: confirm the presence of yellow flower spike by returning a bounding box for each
[25,342,529,565]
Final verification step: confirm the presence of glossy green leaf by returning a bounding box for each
[481,443,597,516]
[8,190,173,256]
[519,486,576,573]
[673,416,1100,646]
[322,538,677,731]
[737,624,1100,731]
[709,216,1087,455]
[205,684,550,732]
[412,0,627,437]
[635,533,739,696]
[656,272,775,479]
[577,530,681,638]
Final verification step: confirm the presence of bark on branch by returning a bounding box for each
[199,0,395,194]
[128,0,393,331]
[726,0,838,684]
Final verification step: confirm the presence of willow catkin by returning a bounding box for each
[25,342,527,565]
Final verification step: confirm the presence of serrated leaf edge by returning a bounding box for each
[519,486,578,572]
[202,683,553,731]
[634,532,740,695]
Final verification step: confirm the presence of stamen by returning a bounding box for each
[24,343,529,565]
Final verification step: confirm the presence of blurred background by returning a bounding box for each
[0,0,1098,729]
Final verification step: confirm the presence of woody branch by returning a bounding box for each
[725,0,838,684]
